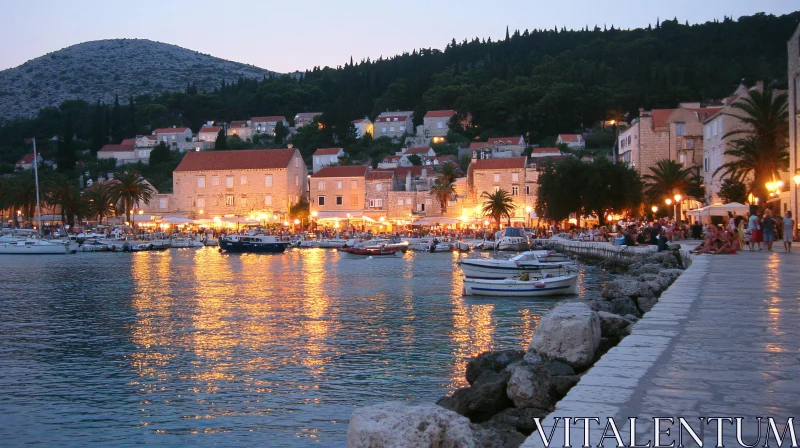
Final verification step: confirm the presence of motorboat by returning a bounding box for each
[0,238,78,255]
[458,251,575,279]
[359,238,410,253]
[463,272,579,297]
[338,246,403,258]
[219,234,289,253]
[495,227,530,251]
[170,237,203,248]
[411,238,452,252]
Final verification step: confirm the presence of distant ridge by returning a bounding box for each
[0,39,275,119]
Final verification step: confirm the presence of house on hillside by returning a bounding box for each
[309,165,369,221]
[312,148,344,173]
[423,155,457,167]
[198,126,223,143]
[374,112,413,139]
[423,110,455,138]
[365,170,395,216]
[97,139,137,165]
[154,127,193,148]
[352,118,373,139]
[294,112,322,128]
[15,153,43,170]
[172,148,307,217]
[556,133,585,149]
[251,116,289,135]
[227,120,254,140]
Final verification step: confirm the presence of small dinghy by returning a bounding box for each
[462,272,579,297]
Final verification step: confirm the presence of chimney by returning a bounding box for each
[287,143,293,149]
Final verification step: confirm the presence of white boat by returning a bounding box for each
[170,237,203,248]
[411,238,452,252]
[463,272,579,297]
[459,251,575,279]
[0,238,78,255]
[299,238,350,248]
[495,227,530,251]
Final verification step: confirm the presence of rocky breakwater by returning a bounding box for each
[346,251,687,448]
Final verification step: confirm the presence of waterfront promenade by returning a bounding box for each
[523,250,800,447]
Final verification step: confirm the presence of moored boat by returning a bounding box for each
[495,227,530,251]
[219,234,289,253]
[463,272,579,297]
[0,238,78,255]
[459,251,575,279]
[337,246,403,258]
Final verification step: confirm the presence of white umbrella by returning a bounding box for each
[161,216,193,224]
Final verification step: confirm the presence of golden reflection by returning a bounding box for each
[448,271,496,388]
[764,255,785,352]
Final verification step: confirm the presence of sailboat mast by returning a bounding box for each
[32,138,42,236]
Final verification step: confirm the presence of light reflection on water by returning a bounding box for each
[0,248,613,447]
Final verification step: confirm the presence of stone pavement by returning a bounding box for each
[522,249,800,447]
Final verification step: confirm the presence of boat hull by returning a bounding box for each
[338,247,402,258]
[463,274,579,297]
[0,242,76,254]
[459,260,575,280]
[496,240,530,251]
[219,241,288,253]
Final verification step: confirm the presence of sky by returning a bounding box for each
[1,0,798,73]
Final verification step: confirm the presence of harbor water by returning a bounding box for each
[0,248,613,447]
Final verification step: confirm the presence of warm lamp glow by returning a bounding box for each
[138,210,144,215]
[606,215,614,222]
[525,206,532,213]
[665,198,672,206]
[651,206,658,213]
[311,211,318,217]
[283,221,289,226]
[293,219,300,225]
[379,216,385,222]
[258,213,268,220]
[213,216,221,222]
[346,213,351,218]
[461,215,468,222]
[249,215,255,220]
[673,194,682,202]
[609,120,616,125]
[483,220,489,226]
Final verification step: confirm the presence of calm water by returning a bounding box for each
[0,248,612,447]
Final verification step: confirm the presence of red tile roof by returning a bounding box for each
[251,116,286,123]
[120,139,136,147]
[469,142,490,149]
[375,115,409,123]
[531,147,561,154]
[487,136,525,146]
[367,170,395,181]
[394,166,426,177]
[199,126,223,133]
[557,134,582,143]
[295,112,321,118]
[404,147,433,155]
[424,110,456,118]
[313,148,344,156]
[650,109,673,129]
[98,143,135,153]
[691,107,723,122]
[230,120,249,128]
[174,149,297,172]
[382,155,402,163]
[352,118,369,123]
[311,165,368,178]
[471,157,527,170]
[17,154,36,164]
[153,127,191,134]
[138,134,157,140]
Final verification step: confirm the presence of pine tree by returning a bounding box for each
[126,95,137,138]
[215,128,228,150]
[56,115,77,173]
[505,26,510,41]
[111,94,122,143]
[90,100,104,156]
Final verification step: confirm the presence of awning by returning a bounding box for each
[161,215,194,224]
[686,202,749,217]
[411,217,462,226]
[315,211,368,221]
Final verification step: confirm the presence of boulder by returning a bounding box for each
[622,314,639,322]
[348,402,475,448]
[638,273,670,291]
[596,337,614,359]
[506,363,553,409]
[465,350,524,385]
[529,302,601,369]
[471,421,527,448]
[612,297,640,317]
[658,269,684,283]
[596,311,633,338]
[644,251,682,269]
[636,296,659,313]
[584,299,615,313]
[436,370,513,422]
[627,262,664,276]
[551,374,581,398]
[522,352,575,376]
[601,278,655,299]
[489,407,550,436]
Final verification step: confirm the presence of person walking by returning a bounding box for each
[747,211,762,251]
[783,211,794,253]
[761,209,776,252]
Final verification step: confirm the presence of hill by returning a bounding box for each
[0,39,274,119]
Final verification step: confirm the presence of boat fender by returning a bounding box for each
[534,282,546,288]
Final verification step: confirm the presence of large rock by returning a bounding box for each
[636,296,659,313]
[644,252,682,269]
[597,311,633,338]
[584,299,615,313]
[348,402,475,448]
[465,350,524,385]
[529,302,601,369]
[522,352,575,376]
[638,273,670,292]
[506,363,553,409]
[436,370,513,422]
[551,374,581,397]
[627,262,664,276]
[471,421,527,448]
[601,278,655,299]
[489,407,550,436]
[612,297,640,317]
[658,269,684,283]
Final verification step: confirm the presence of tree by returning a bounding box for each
[715,88,789,201]
[480,189,516,227]
[126,95,137,137]
[46,177,86,228]
[215,128,228,150]
[90,100,105,156]
[438,162,460,184]
[289,198,310,224]
[718,178,748,204]
[148,142,170,166]
[84,181,116,225]
[110,94,123,143]
[56,115,78,173]
[406,154,422,166]
[430,176,456,213]
[108,170,154,223]
[274,121,289,144]
[642,159,694,201]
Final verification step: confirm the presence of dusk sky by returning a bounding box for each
[2,0,797,73]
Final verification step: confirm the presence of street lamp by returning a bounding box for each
[665,198,672,206]
[672,194,682,223]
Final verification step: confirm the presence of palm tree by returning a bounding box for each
[714,88,789,200]
[642,159,694,201]
[430,176,456,213]
[47,183,87,229]
[6,172,38,226]
[108,170,154,224]
[84,182,116,225]
[438,162,459,184]
[480,189,516,227]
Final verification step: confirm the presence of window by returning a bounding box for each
[675,122,686,136]
[336,196,343,206]
[350,180,358,190]
[381,127,387,134]
[512,186,519,196]
[703,157,709,173]
[336,180,343,190]
[196,197,205,208]
[317,181,326,191]
[197,176,205,188]
[225,195,234,206]
[704,125,711,140]
[159,198,167,209]
[241,175,247,185]
[512,172,519,182]
[390,127,395,132]
[241,197,248,206]
[627,135,631,145]
[400,126,405,132]
[418,203,426,212]
[226,175,234,188]
[318,196,326,206]
[493,186,501,193]
[265,174,273,187]
[526,185,531,195]
[437,122,443,129]
[425,199,432,205]
[679,154,686,164]
[685,139,694,150]
[350,195,358,206]
[212,176,219,186]
[295,157,300,168]
[369,199,384,208]
[265,195,272,206]
[493,173,500,183]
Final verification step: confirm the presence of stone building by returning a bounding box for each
[251,116,289,136]
[374,111,413,139]
[312,148,344,173]
[227,120,254,140]
[365,170,394,218]
[154,127,193,148]
[466,157,528,222]
[352,118,373,139]
[172,148,307,218]
[309,165,369,220]
[294,112,322,128]
[556,134,585,150]
[789,22,800,220]
[198,125,222,143]
[422,110,455,138]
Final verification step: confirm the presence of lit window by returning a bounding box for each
[265,195,272,205]
[225,195,234,206]
[226,176,234,188]
[350,195,358,206]
[265,174,273,187]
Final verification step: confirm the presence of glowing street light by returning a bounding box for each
[651,205,658,213]
[665,198,672,206]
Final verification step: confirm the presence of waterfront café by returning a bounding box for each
[685,202,749,224]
